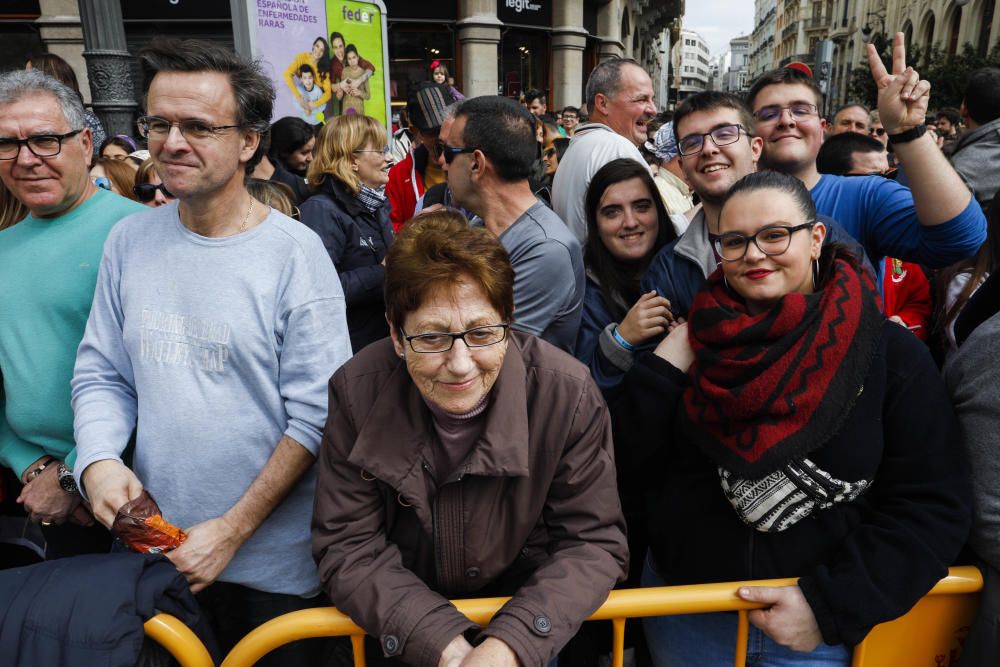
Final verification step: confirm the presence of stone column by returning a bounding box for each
[35,0,88,100]
[457,0,502,98]
[551,0,587,108]
[77,0,138,139]
[597,0,625,60]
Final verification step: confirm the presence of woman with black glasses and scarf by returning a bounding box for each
[615,170,970,667]
[299,113,394,353]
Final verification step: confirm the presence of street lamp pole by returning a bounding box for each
[77,0,137,139]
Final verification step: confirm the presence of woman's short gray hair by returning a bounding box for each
[0,69,87,130]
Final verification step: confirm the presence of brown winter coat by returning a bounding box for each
[312,333,628,667]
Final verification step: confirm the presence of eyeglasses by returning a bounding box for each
[869,127,886,136]
[353,146,391,155]
[133,181,173,203]
[94,177,111,190]
[678,124,747,156]
[543,147,557,158]
[400,324,509,353]
[137,115,242,142]
[752,103,818,124]
[714,222,816,262]
[440,144,478,164]
[0,129,83,160]
[562,115,578,121]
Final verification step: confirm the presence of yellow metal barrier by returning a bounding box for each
[221,566,983,667]
[144,613,215,667]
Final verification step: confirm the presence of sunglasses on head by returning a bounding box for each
[133,181,173,202]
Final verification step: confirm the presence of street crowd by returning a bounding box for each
[1,31,999,667]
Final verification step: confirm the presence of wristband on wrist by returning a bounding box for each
[612,326,636,351]
[887,124,927,146]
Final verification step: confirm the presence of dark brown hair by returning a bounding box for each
[384,211,514,332]
[746,67,824,112]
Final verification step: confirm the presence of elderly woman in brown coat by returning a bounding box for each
[312,211,628,667]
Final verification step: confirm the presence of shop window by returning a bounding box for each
[387,26,456,105]
[500,30,549,99]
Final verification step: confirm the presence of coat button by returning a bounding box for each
[533,615,551,634]
[383,634,400,654]
[465,567,480,578]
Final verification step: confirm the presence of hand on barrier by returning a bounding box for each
[459,637,518,667]
[166,515,244,593]
[738,584,822,653]
[83,459,145,528]
[867,33,931,136]
[438,634,473,667]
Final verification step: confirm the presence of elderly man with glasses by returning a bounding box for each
[70,38,351,664]
[0,69,144,561]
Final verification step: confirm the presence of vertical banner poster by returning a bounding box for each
[253,0,389,127]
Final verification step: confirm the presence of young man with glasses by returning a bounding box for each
[70,39,351,664]
[747,33,986,272]
[446,96,585,354]
[561,106,580,136]
[634,92,865,331]
[0,69,144,562]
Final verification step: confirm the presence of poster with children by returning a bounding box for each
[251,0,389,127]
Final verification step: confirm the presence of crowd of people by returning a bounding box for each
[0,30,998,667]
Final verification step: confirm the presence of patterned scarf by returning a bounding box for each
[681,258,883,477]
[357,184,387,212]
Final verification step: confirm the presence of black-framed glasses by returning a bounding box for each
[714,222,816,262]
[133,181,173,203]
[678,124,747,156]
[0,129,83,160]
[753,103,818,123]
[869,127,886,136]
[440,144,478,164]
[400,324,509,353]
[137,115,242,142]
[353,146,391,155]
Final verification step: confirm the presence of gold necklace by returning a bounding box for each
[238,197,255,234]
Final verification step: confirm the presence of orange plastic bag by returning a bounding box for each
[112,490,187,554]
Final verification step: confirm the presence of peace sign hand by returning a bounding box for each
[867,32,931,135]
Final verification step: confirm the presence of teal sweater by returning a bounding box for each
[0,189,145,479]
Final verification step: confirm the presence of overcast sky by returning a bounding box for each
[682,1,756,57]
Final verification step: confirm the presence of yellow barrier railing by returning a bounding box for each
[144,613,215,667]
[216,565,983,667]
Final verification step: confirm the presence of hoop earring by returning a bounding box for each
[812,257,819,290]
[723,274,732,292]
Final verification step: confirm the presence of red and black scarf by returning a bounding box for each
[681,258,883,477]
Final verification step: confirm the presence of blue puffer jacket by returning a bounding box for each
[0,552,216,667]
[300,177,394,354]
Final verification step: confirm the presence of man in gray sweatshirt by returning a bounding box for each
[70,39,351,664]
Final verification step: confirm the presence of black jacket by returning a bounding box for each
[299,177,394,353]
[270,160,312,204]
[0,552,216,667]
[610,321,971,647]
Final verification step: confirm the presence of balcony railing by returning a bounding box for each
[782,22,798,39]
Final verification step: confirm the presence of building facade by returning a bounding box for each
[724,34,751,92]
[6,0,684,131]
[750,0,779,78]
[673,28,711,101]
